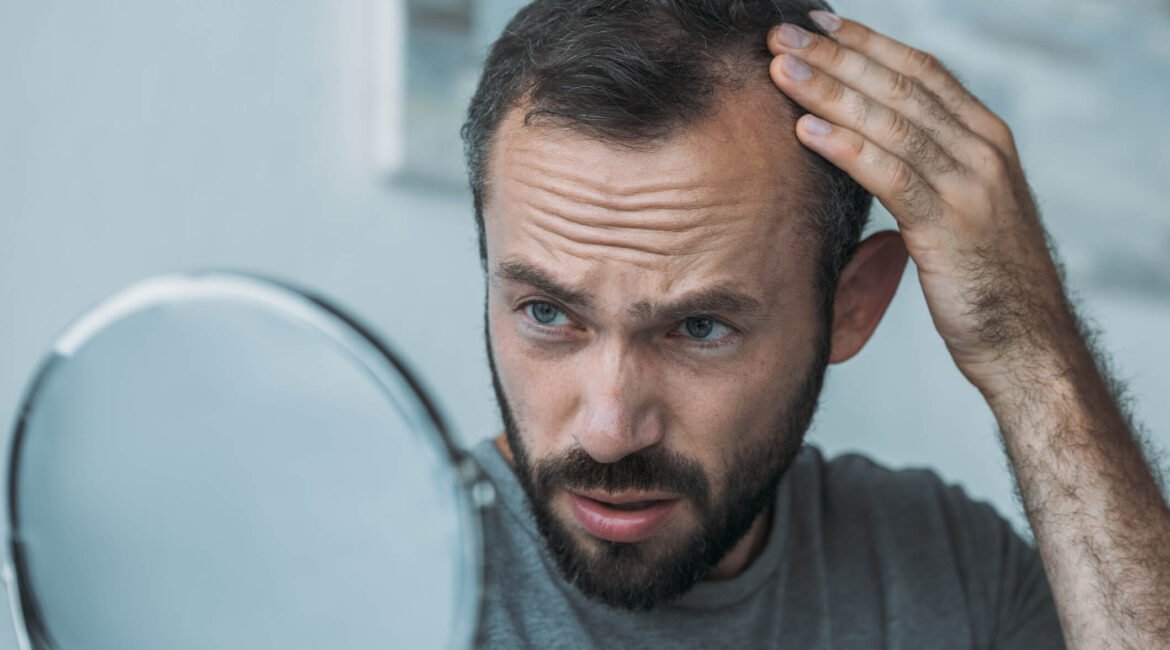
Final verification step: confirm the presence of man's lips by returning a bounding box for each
[567,490,681,543]
[572,489,680,504]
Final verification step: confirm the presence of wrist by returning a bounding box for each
[967,335,1096,413]
[980,352,1112,437]
[948,287,1085,397]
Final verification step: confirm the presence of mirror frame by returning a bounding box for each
[3,271,487,650]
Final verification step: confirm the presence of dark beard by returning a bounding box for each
[484,309,830,611]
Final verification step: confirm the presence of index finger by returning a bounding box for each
[810,11,1015,154]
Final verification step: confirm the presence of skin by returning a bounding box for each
[483,81,908,582]
[768,11,1170,647]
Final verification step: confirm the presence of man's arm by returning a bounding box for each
[767,11,1170,648]
[988,315,1170,646]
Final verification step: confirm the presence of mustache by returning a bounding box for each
[532,446,711,511]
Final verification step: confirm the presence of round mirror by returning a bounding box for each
[4,272,486,650]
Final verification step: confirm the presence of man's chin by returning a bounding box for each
[538,504,712,611]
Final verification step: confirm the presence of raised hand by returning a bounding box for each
[768,12,1077,401]
[766,13,1170,648]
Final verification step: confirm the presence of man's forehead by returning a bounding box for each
[483,83,819,307]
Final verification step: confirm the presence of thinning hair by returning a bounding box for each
[461,0,873,310]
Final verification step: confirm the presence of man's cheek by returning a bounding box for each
[493,322,577,456]
[489,307,533,389]
[524,364,582,457]
[667,374,780,474]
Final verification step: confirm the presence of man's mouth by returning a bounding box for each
[566,490,681,543]
[605,500,660,511]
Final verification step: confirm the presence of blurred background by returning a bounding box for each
[1,0,1168,645]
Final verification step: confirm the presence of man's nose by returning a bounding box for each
[572,340,665,464]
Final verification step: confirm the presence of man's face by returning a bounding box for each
[482,86,830,610]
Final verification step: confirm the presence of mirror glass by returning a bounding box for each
[5,273,482,650]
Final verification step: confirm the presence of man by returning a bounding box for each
[459,1,1170,647]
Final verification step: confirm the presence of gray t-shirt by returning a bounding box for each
[469,439,1065,649]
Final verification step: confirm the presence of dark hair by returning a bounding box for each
[461,0,873,310]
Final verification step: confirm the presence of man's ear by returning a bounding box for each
[828,230,909,364]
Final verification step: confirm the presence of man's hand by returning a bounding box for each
[767,11,1073,401]
[765,12,1170,649]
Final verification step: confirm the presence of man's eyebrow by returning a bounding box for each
[493,260,596,309]
[631,287,766,323]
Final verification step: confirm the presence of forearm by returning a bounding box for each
[987,333,1170,648]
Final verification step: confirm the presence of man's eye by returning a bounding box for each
[678,316,733,341]
[525,301,569,326]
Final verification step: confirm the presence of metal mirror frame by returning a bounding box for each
[2,271,488,650]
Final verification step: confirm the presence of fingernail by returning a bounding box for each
[782,55,812,81]
[803,115,833,136]
[776,23,811,48]
[809,10,842,33]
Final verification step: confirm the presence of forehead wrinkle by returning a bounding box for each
[508,154,736,210]
[510,155,769,218]
[505,138,717,198]
[520,205,727,259]
[521,193,769,236]
[508,166,766,256]
[513,175,728,221]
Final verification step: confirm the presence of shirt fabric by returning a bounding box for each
[469,438,1066,649]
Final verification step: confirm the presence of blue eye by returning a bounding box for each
[525,302,568,326]
[679,316,733,341]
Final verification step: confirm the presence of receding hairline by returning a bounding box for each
[479,77,811,216]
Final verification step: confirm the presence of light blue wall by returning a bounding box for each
[1,0,1168,646]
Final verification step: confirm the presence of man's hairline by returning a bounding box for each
[474,79,815,227]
